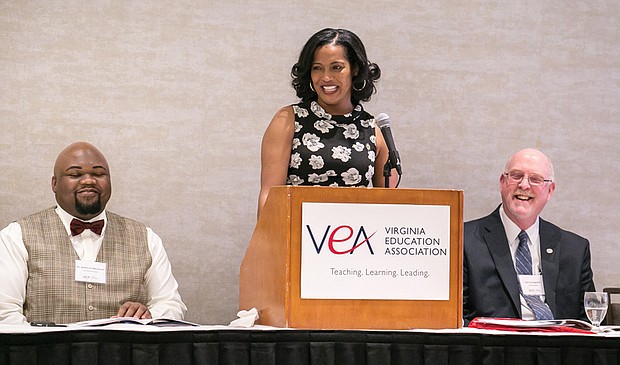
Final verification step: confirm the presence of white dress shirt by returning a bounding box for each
[500,205,546,320]
[0,206,187,325]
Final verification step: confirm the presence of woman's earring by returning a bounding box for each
[309,82,316,92]
[352,80,367,92]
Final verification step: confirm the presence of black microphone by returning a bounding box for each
[375,113,402,176]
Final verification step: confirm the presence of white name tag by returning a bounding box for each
[75,260,107,284]
[518,274,545,296]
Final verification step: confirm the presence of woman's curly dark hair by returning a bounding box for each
[291,28,381,106]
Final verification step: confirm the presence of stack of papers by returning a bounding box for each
[468,317,595,333]
[70,317,199,327]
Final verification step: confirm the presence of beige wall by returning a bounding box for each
[1,1,618,324]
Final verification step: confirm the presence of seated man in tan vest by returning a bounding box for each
[0,142,187,324]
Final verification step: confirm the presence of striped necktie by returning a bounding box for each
[515,230,554,320]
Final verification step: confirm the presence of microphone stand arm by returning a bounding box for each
[383,160,394,188]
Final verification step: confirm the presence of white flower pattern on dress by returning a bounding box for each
[332,146,352,162]
[293,105,309,118]
[289,152,302,168]
[314,119,336,133]
[341,168,362,185]
[337,123,360,139]
[367,150,376,162]
[308,172,330,184]
[309,155,324,169]
[287,175,304,185]
[365,165,374,182]
[287,101,376,187]
[302,133,324,152]
[310,101,330,119]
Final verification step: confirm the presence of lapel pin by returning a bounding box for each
[546,248,553,254]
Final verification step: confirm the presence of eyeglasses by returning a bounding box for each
[503,170,553,186]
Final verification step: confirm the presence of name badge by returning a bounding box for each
[75,260,107,284]
[518,275,545,296]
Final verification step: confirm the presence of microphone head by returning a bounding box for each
[375,113,391,128]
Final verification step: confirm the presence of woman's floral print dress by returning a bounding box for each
[287,100,378,187]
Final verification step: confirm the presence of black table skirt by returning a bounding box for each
[1,329,620,365]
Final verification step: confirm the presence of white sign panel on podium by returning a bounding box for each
[300,202,451,300]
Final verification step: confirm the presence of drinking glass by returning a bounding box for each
[584,291,609,332]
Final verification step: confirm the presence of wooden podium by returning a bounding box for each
[239,186,463,330]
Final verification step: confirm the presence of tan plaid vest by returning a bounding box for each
[18,207,152,324]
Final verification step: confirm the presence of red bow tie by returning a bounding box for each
[70,218,104,236]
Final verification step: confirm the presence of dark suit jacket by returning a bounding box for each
[463,206,595,325]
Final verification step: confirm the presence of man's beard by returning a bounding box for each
[75,194,102,215]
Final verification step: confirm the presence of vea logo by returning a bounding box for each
[305,225,377,255]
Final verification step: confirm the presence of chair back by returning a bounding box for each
[603,287,620,325]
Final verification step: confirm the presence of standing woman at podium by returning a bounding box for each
[258,28,397,217]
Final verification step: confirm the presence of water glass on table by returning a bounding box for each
[584,291,609,332]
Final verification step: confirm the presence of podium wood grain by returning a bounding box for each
[240,186,463,329]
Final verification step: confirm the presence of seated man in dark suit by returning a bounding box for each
[463,148,595,325]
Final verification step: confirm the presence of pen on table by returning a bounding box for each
[30,321,67,327]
